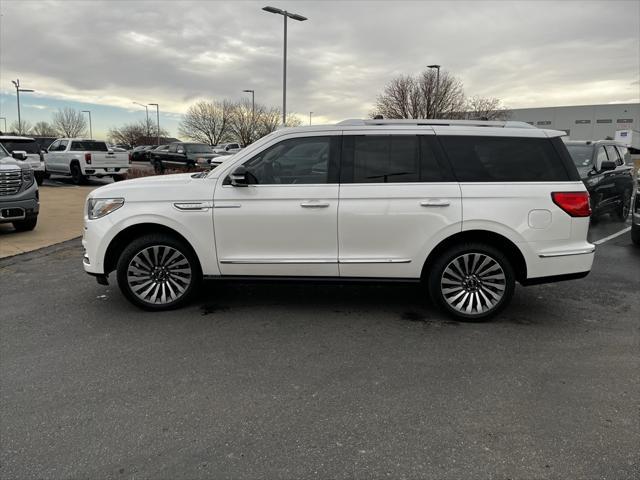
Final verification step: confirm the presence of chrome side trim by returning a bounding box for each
[339,258,412,264]
[213,204,241,209]
[538,248,595,258]
[173,202,212,211]
[220,258,412,265]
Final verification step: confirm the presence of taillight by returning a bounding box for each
[85,152,92,164]
[552,191,591,217]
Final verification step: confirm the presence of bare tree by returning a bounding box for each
[228,99,259,146]
[464,96,511,120]
[52,108,87,137]
[373,69,466,119]
[108,120,168,147]
[8,120,33,135]
[31,121,58,136]
[178,100,233,146]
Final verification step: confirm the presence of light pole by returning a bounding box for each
[11,79,35,134]
[262,6,307,126]
[0,117,6,132]
[81,110,92,139]
[133,101,150,140]
[148,103,160,145]
[243,89,255,142]
[309,111,313,125]
[427,64,440,119]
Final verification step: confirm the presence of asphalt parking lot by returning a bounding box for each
[1,216,638,479]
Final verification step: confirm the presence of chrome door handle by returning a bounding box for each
[420,200,450,207]
[300,201,330,208]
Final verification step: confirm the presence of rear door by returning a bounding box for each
[338,130,462,278]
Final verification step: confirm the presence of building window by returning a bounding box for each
[536,121,552,126]
[575,119,591,124]
[617,119,633,123]
[596,119,612,124]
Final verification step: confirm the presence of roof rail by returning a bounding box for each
[336,118,536,129]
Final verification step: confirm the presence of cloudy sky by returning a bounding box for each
[0,0,638,139]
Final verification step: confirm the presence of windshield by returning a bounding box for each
[186,144,213,154]
[1,140,40,154]
[566,144,594,167]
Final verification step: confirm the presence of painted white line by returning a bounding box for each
[593,227,632,245]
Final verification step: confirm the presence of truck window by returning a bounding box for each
[70,141,108,151]
[59,140,69,151]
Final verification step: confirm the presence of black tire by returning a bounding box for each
[116,233,201,310]
[614,189,632,222]
[112,174,126,182]
[632,223,640,246]
[35,172,45,186]
[13,215,37,232]
[70,162,87,185]
[153,161,164,175]
[427,242,516,322]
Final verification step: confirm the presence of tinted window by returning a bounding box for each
[566,144,594,167]
[439,136,571,182]
[616,146,630,163]
[185,144,213,154]
[59,140,69,151]
[70,141,107,151]
[243,136,331,184]
[0,143,8,157]
[1,140,39,154]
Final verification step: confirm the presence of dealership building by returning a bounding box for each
[509,103,639,141]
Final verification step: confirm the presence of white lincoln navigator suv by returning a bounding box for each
[83,119,594,321]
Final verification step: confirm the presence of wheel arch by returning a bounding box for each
[421,230,528,282]
[103,222,202,275]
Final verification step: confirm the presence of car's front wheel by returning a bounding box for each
[614,189,632,221]
[116,234,201,310]
[427,243,515,322]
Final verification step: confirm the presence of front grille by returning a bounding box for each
[0,170,22,196]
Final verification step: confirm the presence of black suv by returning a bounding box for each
[565,140,634,221]
[149,142,219,173]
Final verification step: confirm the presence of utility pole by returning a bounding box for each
[81,110,92,139]
[11,79,35,134]
[149,103,160,145]
[427,65,441,119]
[133,102,150,140]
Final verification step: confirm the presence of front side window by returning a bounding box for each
[59,140,69,151]
[48,140,60,152]
[439,136,571,182]
[596,146,608,165]
[605,145,622,166]
[566,144,594,168]
[242,136,332,184]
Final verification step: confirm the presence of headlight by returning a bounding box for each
[87,198,124,220]
[21,168,34,187]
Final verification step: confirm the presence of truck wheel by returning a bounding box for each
[13,215,38,232]
[70,163,87,185]
[113,175,127,182]
[614,189,631,222]
[427,242,515,322]
[116,233,201,310]
[153,161,164,175]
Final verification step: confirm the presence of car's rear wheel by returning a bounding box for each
[614,189,631,221]
[427,243,515,322]
[116,234,201,310]
[70,163,87,185]
[153,161,164,175]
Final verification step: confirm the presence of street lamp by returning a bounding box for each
[243,89,255,142]
[309,111,313,126]
[262,6,307,126]
[0,117,6,132]
[427,64,440,119]
[148,103,160,145]
[81,110,92,139]
[133,101,150,140]
[11,79,35,135]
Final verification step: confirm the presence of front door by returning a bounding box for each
[213,133,341,276]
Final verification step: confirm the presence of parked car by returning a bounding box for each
[565,140,634,221]
[212,142,242,155]
[632,173,640,245]
[0,142,39,231]
[130,145,154,162]
[83,118,595,321]
[44,139,130,184]
[0,136,46,185]
[146,144,169,162]
[150,142,222,173]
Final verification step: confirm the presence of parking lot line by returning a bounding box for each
[593,226,632,245]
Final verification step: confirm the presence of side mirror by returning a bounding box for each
[12,151,27,161]
[600,160,616,172]
[229,166,249,187]
[41,148,48,154]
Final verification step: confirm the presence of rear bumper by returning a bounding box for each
[83,166,129,176]
[520,270,590,286]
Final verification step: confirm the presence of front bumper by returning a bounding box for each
[0,181,39,224]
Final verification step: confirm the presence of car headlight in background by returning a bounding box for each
[87,198,125,220]
[21,167,34,187]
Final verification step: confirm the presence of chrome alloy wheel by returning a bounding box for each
[440,252,506,315]
[126,245,192,305]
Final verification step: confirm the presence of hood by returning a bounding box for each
[0,156,29,170]
[88,172,214,202]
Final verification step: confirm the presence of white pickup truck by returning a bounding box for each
[44,139,129,184]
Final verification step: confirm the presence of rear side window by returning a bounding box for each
[70,141,108,151]
[438,136,572,182]
[342,135,452,183]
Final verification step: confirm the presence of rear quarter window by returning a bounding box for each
[438,136,575,182]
